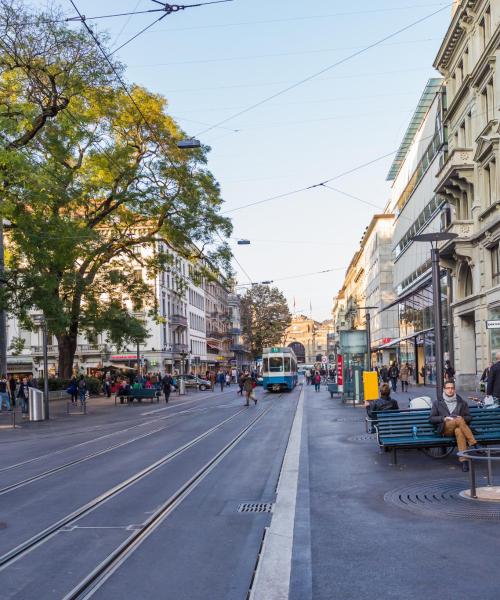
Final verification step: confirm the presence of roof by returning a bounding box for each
[386,78,443,181]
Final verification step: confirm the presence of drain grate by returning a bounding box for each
[348,434,376,442]
[385,479,500,521]
[238,502,273,514]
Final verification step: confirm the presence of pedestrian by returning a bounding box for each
[225,372,231,387]
[313,371,321,392]
[305,368,312,385]
[103,373,112,398]
[243,375,256,406]
[444,360,455,383]
[379,365,389,383]
[388,363,399,392]
[430,380,481,472]
[162,373,173,403]
[0,374,11,411]
[77,375,87,406]
[480,362,492,392]
[67,376,78,405]
[217,371,225,392]
[487,351,500,400]
[237,371,245,396]
[17,377,30,415]
[8,375,16,408]
[400,362,410,392]
[365,383,399,419]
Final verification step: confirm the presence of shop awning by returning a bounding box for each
[377,337,402,349]
[380,276,432,312]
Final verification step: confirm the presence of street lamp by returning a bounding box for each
[177,138,201,149]
[413,231,457,399]
[237,239,251,245]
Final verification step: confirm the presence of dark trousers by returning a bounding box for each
[314,383,320,392]
[390,377,397,392]
[220,382,224,392]
[163,388,170,403]
[401,381,408,392]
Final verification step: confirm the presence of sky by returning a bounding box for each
[34,0,453,320]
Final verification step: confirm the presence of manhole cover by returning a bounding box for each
[384,479,500,521]
[238,502,273,513]
[348,434,375,442]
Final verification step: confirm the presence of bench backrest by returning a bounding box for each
[376,407,500,440]
[130,388,157,398]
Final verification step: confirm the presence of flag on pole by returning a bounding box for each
[309,300,312,315]
[293,296,296,311]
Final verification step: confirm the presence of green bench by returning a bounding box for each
[375,407,500,464]
[115,388,160,405]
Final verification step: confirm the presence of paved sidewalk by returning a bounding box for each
[292,385,500,600]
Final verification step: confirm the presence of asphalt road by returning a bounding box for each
[0,385,299,599]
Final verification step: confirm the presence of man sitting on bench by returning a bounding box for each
[430,381,480,472]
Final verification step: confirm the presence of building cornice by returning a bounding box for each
[433,0,480,72]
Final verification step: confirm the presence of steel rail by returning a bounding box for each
[65,404,274,599]
[0,404,227,495]
[0,406,250,569]
[0,391,227,472]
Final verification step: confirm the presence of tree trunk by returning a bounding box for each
[57,332,78,379]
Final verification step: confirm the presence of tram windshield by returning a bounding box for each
[269,357,283,372]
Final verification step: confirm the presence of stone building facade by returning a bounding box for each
[433,0,500,389]
[283,315,333,364]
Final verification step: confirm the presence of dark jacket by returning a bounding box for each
[366,396,399,419]
[379,367,388,382]
[487,361,500,398]
[388,366,399,379]
[429,395,471,435]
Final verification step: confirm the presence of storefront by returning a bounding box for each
[380,275,452,385]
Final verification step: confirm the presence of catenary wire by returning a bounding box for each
[146,3,451,34]
[193,4,452,136]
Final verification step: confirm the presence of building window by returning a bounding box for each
[492,245,500,286]
[484,160,496,206]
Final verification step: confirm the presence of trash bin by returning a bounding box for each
[29,387,45,421]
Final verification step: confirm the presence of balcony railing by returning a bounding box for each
[169,314,188,328]
[230,344,247,352]
[171,343,189,354]
[30,344,106,356]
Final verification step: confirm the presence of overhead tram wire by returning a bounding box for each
[108,2,234,57]
[235,267,347,288]
[221,150,397,215]
[194,3,452,137]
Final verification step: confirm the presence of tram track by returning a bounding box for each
[0,393,225,472]
[63,404,275,600]
[0,404,259,570]
[0,403,235,495]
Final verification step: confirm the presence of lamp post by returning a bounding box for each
[0,221,7,377]
[413,232,457,399]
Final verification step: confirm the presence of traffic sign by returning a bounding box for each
[486,320,500,329]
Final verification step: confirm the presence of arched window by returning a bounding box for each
[458,262,473,298]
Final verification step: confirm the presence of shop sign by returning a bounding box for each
[337,355,343,390]
[486,320,500,329]
[111,355,136,361]
[382,338,392,344]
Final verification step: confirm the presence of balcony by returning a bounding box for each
[230,344,247,353]
[31,345,58,355]
[169,314,188,329]
[435,147,474,194]
[171,343,189,354]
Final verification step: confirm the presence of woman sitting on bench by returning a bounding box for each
[365,383,399,418]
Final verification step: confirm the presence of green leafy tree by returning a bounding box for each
[240,285,291,359]
[0,5,232,378]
